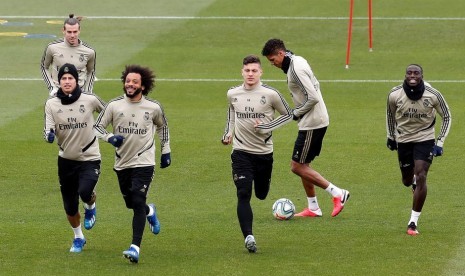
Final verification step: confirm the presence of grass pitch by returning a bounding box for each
[1,0,465,275]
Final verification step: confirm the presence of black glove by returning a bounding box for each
[160,153,171,168]
[387,138,397,151]
[47,129,55,143]
[433,145,443,157]
[108,135,125,148]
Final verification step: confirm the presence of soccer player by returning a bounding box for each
[44,63,105,253]
[261,38,350,218]
[93,65,171,263]
[222,55,293,253]
[386,64,451,236]
[41,14,96,96]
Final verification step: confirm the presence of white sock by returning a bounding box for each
[147,205,154,217]
[130,244,140,253]
[72,225,84,239]
[84,202,96,210]
[325,183,342,197]
[307,197,320,211]
[409,210,421,226]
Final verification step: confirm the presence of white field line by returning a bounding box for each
[1,15,465,20]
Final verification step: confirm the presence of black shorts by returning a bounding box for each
[397,140,435,168]
[292,127,327,164]
[58,157,101,215]
[231,150,273,199]
[114,166,155,198]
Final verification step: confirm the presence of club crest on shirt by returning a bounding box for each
[423,99,432,107]
[79,54,85,62]
[260,96,266,105]
[79,105,85,113]
[144,112,149,121]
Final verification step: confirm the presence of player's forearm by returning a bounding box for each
[93,125,113,142]
[255,114,293,133]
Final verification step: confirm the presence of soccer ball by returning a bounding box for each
[272,198,295,220]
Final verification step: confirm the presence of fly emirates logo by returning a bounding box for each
[117,121,148,135]
[236,106,265,119]
[58,117,87,130]
[402,108,428,119]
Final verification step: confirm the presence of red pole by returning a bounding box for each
[368,0,373,51]
[345,0,354,68]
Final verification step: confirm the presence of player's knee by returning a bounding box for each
[416,172,426,182]
[290,162,304,175]
[78,181,97,203]
[123,194,133,209]
[131,191,147,209]
[64,203,78,217]
[256,193,268,200]
[402,179,411,187]
[256,187,270,200]
[79,190,94,203]
[255,183,270,200]
[237,187,252,201]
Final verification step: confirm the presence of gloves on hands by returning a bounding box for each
[160,153,171,168]
[387,138,443,156]
[386,138,397,151]
[47,129,55,143]
[108,135,171,166]
[108,135,125,148]
[433,145,443,156]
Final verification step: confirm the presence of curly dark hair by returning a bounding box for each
[261,38,287,56]
[121,65,156,95]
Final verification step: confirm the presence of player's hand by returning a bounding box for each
[221,136,231,145]
[108,135,125,148]
[386,138,397,151]
[254,119,266,133]
[47,129,55,143]
[291,109,302,121]
[160,153,171,168]
[433,145,443,157]
[254,119,263,128]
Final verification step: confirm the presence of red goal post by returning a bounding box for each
[345,0,373,69]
